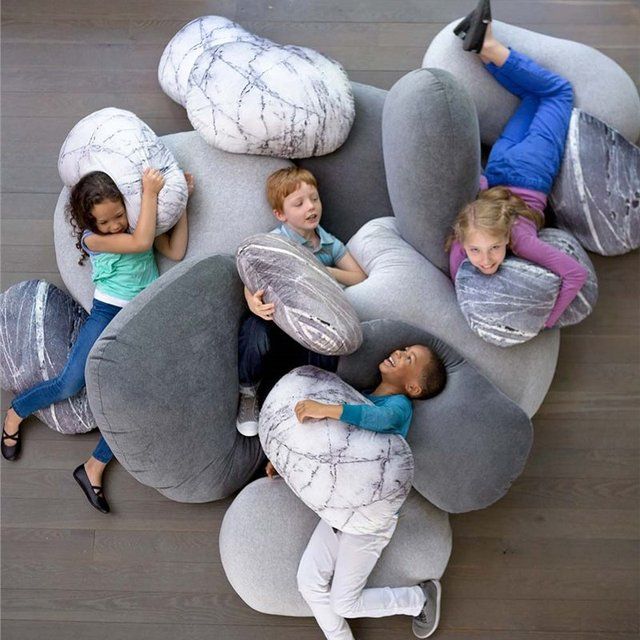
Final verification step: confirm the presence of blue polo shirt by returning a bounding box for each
[270,223,347,268]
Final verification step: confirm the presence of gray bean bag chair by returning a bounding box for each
[219,478,451,616]
[0,280,96,434]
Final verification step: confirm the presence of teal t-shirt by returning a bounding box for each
[82,231,159,302]
[340,393,413,438]
[270,223,347,267]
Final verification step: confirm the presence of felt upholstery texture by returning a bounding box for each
[219,478,452,616]
[338,320,533,513]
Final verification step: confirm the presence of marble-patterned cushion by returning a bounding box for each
[550,109,640,256]
[259,366,414,534]
[58,108,188,234]
[338,320,533,513]
[158,16,261,106]
[455,228,598,347]
[185,38,355,157]
[423,20,640,146]
[219,479,451,616]
[85,255,265,502]
[236,234,362,356]
[0,280,96,434]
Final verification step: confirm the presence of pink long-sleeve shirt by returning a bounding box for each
[450,177,589,328]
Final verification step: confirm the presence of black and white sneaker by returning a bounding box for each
[236,386,260,436]
[412,579,442,638]
[453,0,492,53]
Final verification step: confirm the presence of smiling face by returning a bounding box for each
[379,345,432,398]
[462,227,508,275]
[91,198,128,235]
[274,181,322,236]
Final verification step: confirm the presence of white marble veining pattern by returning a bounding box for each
[237,233,362,356]
[58,108,188,234]
[455,229,597,347]
[259,366,414,535]
[551,109,640,256]
[184,37,355,157]
[158,16,263,106]
[0,280,96,434]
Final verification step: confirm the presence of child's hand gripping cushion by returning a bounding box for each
[58,108,188,234]
[259,366,414,535]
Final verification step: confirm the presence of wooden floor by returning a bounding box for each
[1,1,639,638]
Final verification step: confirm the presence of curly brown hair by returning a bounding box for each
[445,186,543,251]
[66,171,124,265]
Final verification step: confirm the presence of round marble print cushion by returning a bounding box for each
[158,15,262,106]
[455,228,598,347]
[259,366,414,536]
[219,479,451,616]
[551,109,640,256]
[185,39,355,157]
[57,108,188,234]
[236,233,362,356]
[0,280,96,434]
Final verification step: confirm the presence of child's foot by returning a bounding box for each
[73,460,110,514]
[236,386,260,437]
[2,407,23,461]
[453,0,492,53]
[412,579,442,638]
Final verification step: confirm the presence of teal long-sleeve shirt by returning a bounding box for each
[340,393,413,438]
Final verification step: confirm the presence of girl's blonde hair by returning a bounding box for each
[445,186,543,251]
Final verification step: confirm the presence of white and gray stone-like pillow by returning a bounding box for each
[455,228,598,347]
[184,38,355,157]
[259,366,414,535]
[219,479,451,616]
[551,109,640,256]
[158,16,262,106]
[58,108,188,233]
[0,280,96,434]
[237,233,362,356]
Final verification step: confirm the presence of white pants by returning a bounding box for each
[296,519,425,640]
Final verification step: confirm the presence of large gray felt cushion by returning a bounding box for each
[236,234,362,356]
[423,20,640,145]
[85,255,264,502]
[58,108,188,233]
[260,367,413,534]
[383,68,480,272]
[550,109,640,256]
[455,229,598,347]
[219,478,451,616]
[345,217,559,417]
[54,131,290,312]
[0,280,96,434]
[338,320,533,513]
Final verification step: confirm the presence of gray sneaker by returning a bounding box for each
[236,387,260,436]
[412,579,441,638]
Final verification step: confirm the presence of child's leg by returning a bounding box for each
[297,521,355,640]
[329,526,425,621]
[237,314,273,389]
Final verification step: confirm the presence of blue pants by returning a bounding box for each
[12,298,120,464]
[238,315,338,388]
[484,49,574,195]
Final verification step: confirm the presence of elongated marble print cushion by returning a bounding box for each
[184,35,355,157]
[158,15,262,106]
[551,109,640,256]
[0,280,96,434]
[236,234,362,356]
[219,479,451,616]
[455,228,598,347]
[259,367,414,535]
[58,108,188,233]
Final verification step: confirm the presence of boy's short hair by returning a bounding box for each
[266,167,318,211]
[416,348,447,400]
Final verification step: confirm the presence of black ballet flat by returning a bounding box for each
[454,0,492,53]
[1,427,22,461]
[73,464,110,514]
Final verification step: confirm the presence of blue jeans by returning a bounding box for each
[484,49,574,195]
[238,314,339,388]
[12,298,120,464]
